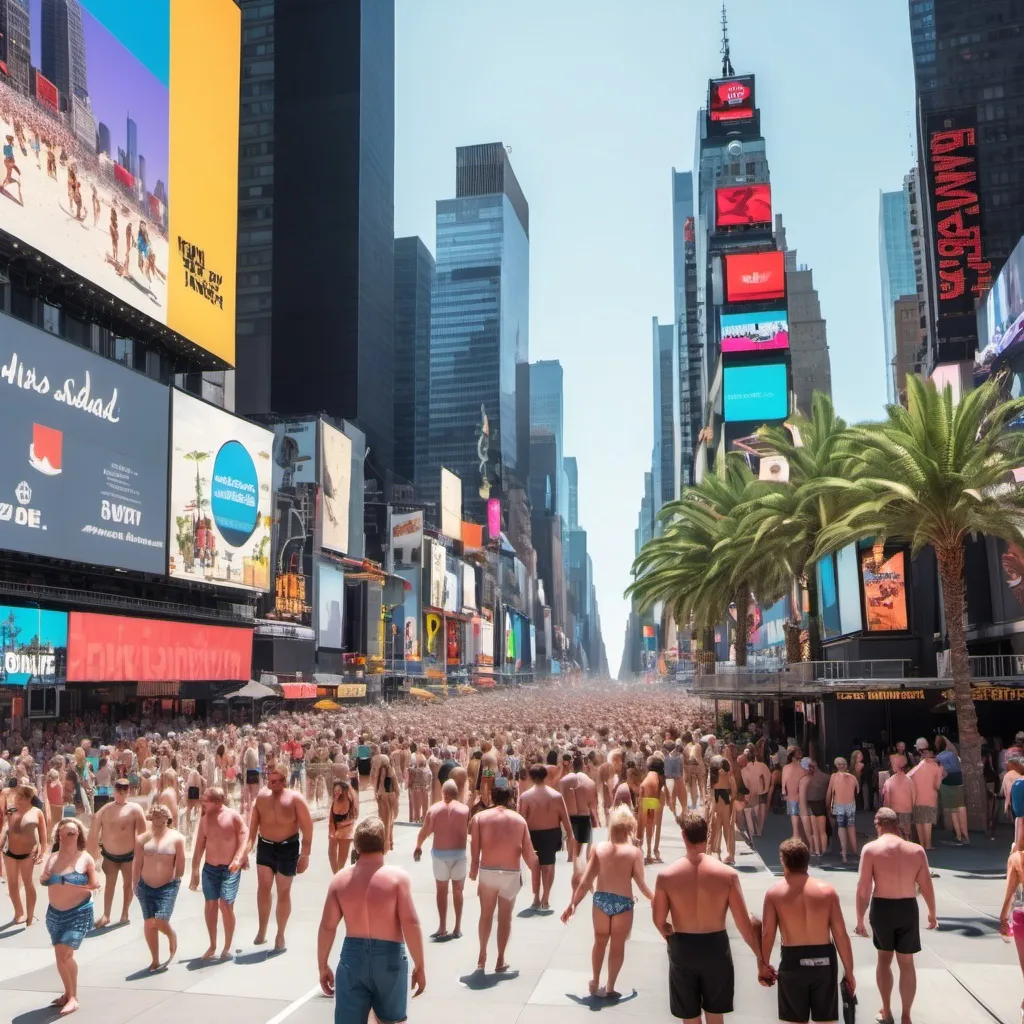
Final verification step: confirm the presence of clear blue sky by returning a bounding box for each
[394,0,917,677]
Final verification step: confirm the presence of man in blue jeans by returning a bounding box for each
[317,816,425,1024]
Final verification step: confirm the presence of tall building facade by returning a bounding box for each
[909,0,1024,368]
[878,187,918,403]
[40,0,91,145]
[529,360,568,520]
[652,318,676,510]
[0,0,30,97]
[427,142,529,524]
[672,169,702,490]
[234,0,397,476]
[393,236,434,486]
[564,455,578,530]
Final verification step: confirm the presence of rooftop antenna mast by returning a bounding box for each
[720,1,735,78]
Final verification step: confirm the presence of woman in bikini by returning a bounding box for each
[708,755,738,865]
[1,784,47,924]
[374,756,400,854]
[637,756,665,865]
[41,817,101,1016]
[561,805,655,1000]
[327,779,358,872]
[408,753,431,825]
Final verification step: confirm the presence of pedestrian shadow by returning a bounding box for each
[12,1007,62,1024]
[458,969,521,989]
[234,950,277,966]
[0,920,27,939]
[0,185,24,206]
[124,965,168,982]
[733,864,759,873]
[935,916,1000,938]
[184,956,231,972]
[89,920,129,937]
[566,990,638,1011]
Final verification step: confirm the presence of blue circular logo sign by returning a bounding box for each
[211,440,259,548]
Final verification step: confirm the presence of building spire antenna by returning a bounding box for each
[720,1,735,77]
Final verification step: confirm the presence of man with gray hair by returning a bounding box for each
[414,779,470,939]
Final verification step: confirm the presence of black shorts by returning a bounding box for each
[808,800,827,818]
[100,845,135,865]
[245,769,260,786]
[357,758,372,777]
[570,815,593,845]
[667,930,733,1019]
[778,944,838,1023]
[256,834,300,877]
[187,786,200,801]
[529,827,563,866]
[869,896,920,954]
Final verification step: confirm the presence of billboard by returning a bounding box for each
[320,422,351,555]
[709,75,755,122]
[924,109,991,322]
[487,498,501,538]
[67,612,251,681]
[272,421,316,491]
[0,311,168,572]
[724,251,786,303]
[395,567,420,659]
[0,1,241,365]
[428,539,445,608]
[715,184,772,229]
[975,234,1024,380]
[443,569,459,614]
[424,611,442,670]
[723,362,789,422]
[462,563,477,611]
[390,511,423,567]
[0,605,67,687]
[317,562,344,649]
[478,618,494,666]
[860,548,908,632]
[169,390,272,591]
[440,468,462,540]
[720,309,789,353]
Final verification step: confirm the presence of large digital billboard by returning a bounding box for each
[860,549,908,632]
[317,562,344,649]
[390,511,423,567]
[169,390,272,591]
[0,0,240,365]
[724,251,787,304]
[715,184,772,229]
[0,605,67,687]
[440,468,462,540]
[67,611,251,681]
[975,234,1024,380]
[0,311,168,571]
[720,309,789,353]
[709,75,755,122]
[320,422,351,555]
[723,362,789,422]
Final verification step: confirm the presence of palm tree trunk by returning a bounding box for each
[805,570,822,662]
[784,622,802,664]
[694,627,716,674]
[937,543,985,832]
[734,589,750,667]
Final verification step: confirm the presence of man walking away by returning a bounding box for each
[413,779,470,939]
[855,808,937,1024]
[907,746,942,850]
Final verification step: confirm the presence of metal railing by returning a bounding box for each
[968,654,1024,680]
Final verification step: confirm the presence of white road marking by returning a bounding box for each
[264,983,323,1024]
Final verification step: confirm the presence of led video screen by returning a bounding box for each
[723,362,789,422]
[709,75,755,122]
[860,549,909,632]
[0,0,240,365]
[724,250,786,304]
[716,184,772,229]
[720,309,789,353]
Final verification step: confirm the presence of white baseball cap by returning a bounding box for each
[915,737,929,751]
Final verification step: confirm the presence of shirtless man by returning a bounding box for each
[739,753,764,839]
[653,812,769,1024]
[544,749,562,787]
[825,758,860,863]
[855,808,937,1024]
[881,754,916,841]
[317,817,426,1022]
[469,780,539,972]
[478,741,498,807]
[519,763,574,910]
[246,765,314,950]
[190,787,248,960]
[797,759,820,857]
[683,732,706,811]
[761,838,856,1024]
[414,780,470,939]
[781,751,806,843]
[598,749,624,825]
[242,739,260,818]
[1,784,46,924]
[907,746,942,850]
[88,778,146,927]
[560,751,600,884]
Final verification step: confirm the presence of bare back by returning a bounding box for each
[592,840,644,899]
[329,861,408,942]
[861,833,927,899]
[659,853,737,933]
[766,875,836,946]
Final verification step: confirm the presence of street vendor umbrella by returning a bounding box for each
[313,699,341,711]
[408,687,437,700]
[456,685,476,695]
[223,679,278,724]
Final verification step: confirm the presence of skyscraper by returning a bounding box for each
[427,142,529,524]
[564,456,578,530]
[878,186,917,403]
[393,236,434,485]
[40,0,89,144]
[233,0,396,477]
[0,0,31,97]
[96,120,110,157]
[652,318,676,512]
[126,115,138,178]
[529,360,567,520]
[672,169,702,490]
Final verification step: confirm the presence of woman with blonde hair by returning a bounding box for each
[41,817,101,1015]
[561,805,654,999]
[374,755,400,853]
[408,752,431,824]
[327,778,358,872]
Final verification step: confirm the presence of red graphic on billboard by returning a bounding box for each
[709,75,755,122]
[683,216,695,243]
[925,110,992,318]
[67,612,252,682]
[487,498,501,538]
[29,423,62,476]
[716,184,772,229]
[34,70,58,114]
[724,250,786,303]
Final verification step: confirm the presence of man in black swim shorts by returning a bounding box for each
[519,763,574,910]
[88,778,147,927]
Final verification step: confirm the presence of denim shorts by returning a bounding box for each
[786,800,801,816]
[335,937,408,1024]
[833,803,857,828]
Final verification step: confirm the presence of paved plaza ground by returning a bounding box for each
[0,798,1020,1024]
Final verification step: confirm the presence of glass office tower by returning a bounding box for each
[878,188,917,403]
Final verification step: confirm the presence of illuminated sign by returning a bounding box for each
[723,362,788,422]
[836,690,926,701]
[724,251,786,303]
[720,309,789,353]
[975,234,1024,380]
[942,685,1024,702]
[709,75,755,122]
[716,184,772,229]
[861,549,909,632]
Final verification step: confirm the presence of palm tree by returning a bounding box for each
[814,375,1024,829]
[732,392,853,661]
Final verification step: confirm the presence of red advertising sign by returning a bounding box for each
[716,184,772,229]
[281,683,316,699]
[34,70,58,114]
[925,110,992,318]
[724,250,786,303]
[709,75,755,122]
[67,612,252,682]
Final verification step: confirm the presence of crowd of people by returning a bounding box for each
[1,687,1022,1023]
